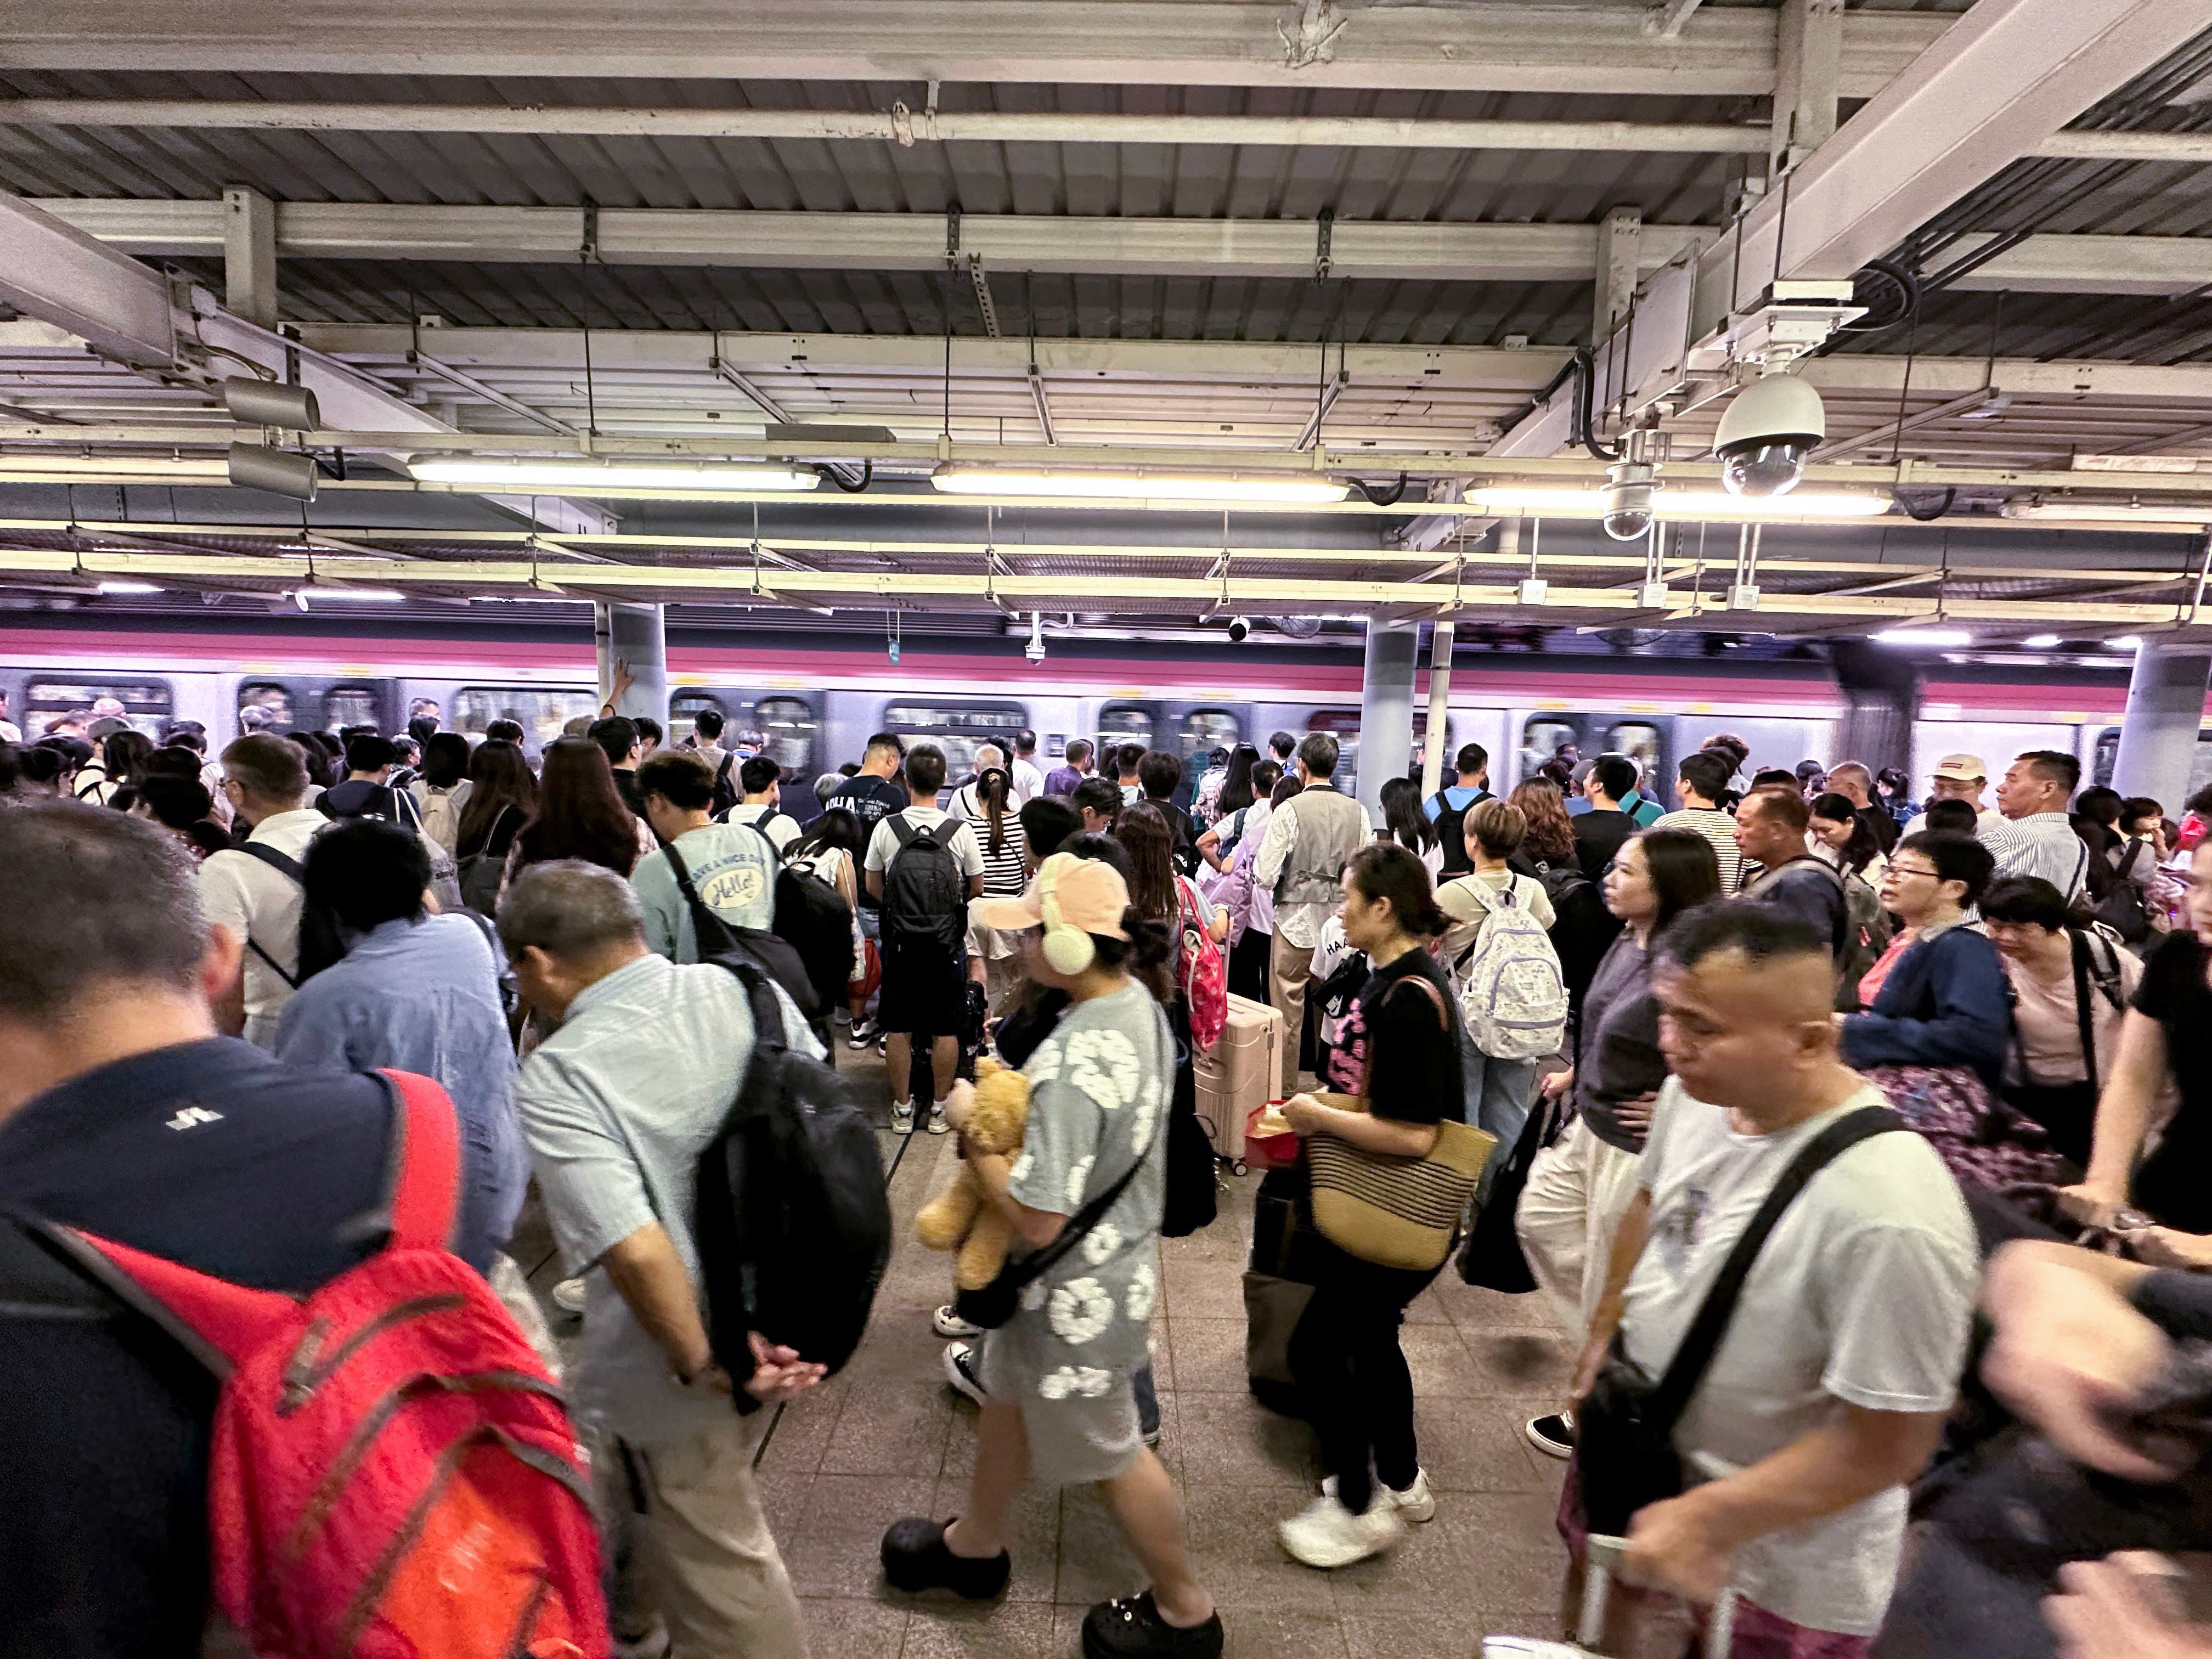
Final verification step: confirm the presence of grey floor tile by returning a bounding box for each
[1400,1323,1486,1400]
[795,1594,911,1658]
[1161,1256,1249,1321]
[1052,1483,1155,1607]
[756,1382,848,1476]
[1338,1606,1499,1659]
[1175,1391,1318,1489]
[1326,1504,1481,1612]
[785,1474,936,1599]
[1463,1328,1577,1397]
[1165,1316,1251,1395]
[1181,1484,1344,1610]
[1435,1279,1565,1334]
[1414,1402,1557,1494]
[903,1599,1061,1659]
[815,1381,953,1478]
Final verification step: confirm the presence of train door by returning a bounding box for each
[236,677,395,739]
[1668,716,1837,789]
[1094,700,1160,785]
[448,684,601,761]
[21,673,173,739]
[1511,711,1669,799]
[669,687,825,819]
[1160,702,1248,807]
[2092,723,2212,802]
[881,697,1035,802]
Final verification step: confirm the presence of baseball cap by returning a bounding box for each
[971,851,1132,940]
[88,715,131,740]
[1932,753,1987,782]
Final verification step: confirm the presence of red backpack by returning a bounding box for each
[1175,875,1229,1051]
[42,1072,610,1659]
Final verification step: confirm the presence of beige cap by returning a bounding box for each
[970,851,1132,940]
[1931,753,1987,782]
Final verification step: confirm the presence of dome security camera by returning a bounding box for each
[1226,616,1251,643]
[1601,460,1657,543]
[1714,371,1826,499]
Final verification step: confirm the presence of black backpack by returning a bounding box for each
[1429,788,1486,877]
[693,955,891,1380]
[709,752,742,819]
[1529,856,1621,1008]
[232,842,350,986]
[881,817,968,953]
[2089,838,2154,945]
[732,823,857,1014]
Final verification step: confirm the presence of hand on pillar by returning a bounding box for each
[603,655,636,716]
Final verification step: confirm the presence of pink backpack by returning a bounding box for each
[1176,876,1229,1050]
[46,1073,610,1659]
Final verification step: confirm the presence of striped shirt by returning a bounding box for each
[1980,811,2091,904]
[958,804,1030,894]
[1650,806,1744,894]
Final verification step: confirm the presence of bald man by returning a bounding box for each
[1564,905,1977,1656]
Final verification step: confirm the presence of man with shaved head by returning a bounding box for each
[1565,905,1978,1655]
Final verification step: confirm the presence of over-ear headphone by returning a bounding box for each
[1038,857,1097,976]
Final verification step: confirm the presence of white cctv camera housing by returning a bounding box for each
[1226,617,1251,643]
[1024,638,1047,663]
[1714,371,1825,499]
[1601,460,1656,543]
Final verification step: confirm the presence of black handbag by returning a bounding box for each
[1577,1105,1904,1536]
[1457,1089,1560,1294]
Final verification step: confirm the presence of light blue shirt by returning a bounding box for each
[1423,783,1487,822]
[273,913,525,1248]
[515,951,822,1444]
[631,820,778,963]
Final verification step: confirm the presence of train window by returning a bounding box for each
[753,697,816,774]
[323,686,382,733]
[1098,703,1155,753]
[666,691,728,752]
[1606,721,1663,777]
[452,685,600,754]
[24,676,172,739]
[238,680,297,735]
[884,699,1030,778]
[1521,718,1579,778]
[2092,728,2119,790]
[1178,708,1241,769]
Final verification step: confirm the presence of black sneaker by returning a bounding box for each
[1082,1593,1224,1659]
[880,1517,1011,1600]
[1524,1412,1575,1460]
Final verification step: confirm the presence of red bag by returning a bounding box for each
[1176,875,1229,1051]
[45,1072,609,1659]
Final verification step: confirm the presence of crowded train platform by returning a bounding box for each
[8,3,2212,1655]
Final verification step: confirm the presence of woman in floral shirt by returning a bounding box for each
[883,853,1223,1659]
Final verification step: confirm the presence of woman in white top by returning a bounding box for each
[1807,790,1888,888]
[1379,775,1444,881]
[408,732,475,858]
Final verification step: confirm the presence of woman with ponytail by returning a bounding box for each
[1275,840,1462,1570]
[884,850,1222,1657]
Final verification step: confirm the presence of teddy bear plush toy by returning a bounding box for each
[914,1057,1032,1290]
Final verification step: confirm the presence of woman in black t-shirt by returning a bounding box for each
[1276,842,1463,1571]
[2068,839,2212,1235]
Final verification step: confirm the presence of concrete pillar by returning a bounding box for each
[2111,640,2212,807]
[594,601,668,728]
[1357,620,1419,821]
[1771,0,1843,178]
[1830,639,1917,776]
[222,185,278,330]
[1420,622,1456,799]
[1593,207,1642,344]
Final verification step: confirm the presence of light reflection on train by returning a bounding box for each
[4,635,2203,809]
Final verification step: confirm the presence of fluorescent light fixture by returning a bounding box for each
[2001,499,2212,526]
[2023,634,2062,648]
[408,459,819,496]
[1463,485,1890,521]
[0,455,228,479]
[97,580,162,595]
[296,586,404,602]
[931,466,1351,505]
[1872,628,1974,646]
[2109,635,2145,650]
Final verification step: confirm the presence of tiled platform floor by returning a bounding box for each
[514,1041,1571,1658]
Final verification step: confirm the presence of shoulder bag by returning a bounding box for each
[1576,1105,1903,1534]
[1305,973,1498,1272]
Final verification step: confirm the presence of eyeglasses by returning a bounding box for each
[1887,862,1942,880]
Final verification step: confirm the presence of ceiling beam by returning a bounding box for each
[1496,0,2212,458]
[0,2,1952,96]
[39,199,2212,295]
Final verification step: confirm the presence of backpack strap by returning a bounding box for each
[2118,838,2146,880]
[231,842,307,989]
[1647,1106,1904,1423]
[380,1069,462,1255]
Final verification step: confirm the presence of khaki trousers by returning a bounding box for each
[1268,928,1317,1097]
[1513,1114,1646,1343]
[605,1412,811,1659]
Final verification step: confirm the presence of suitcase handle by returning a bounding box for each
[1581,1534,1735,1658]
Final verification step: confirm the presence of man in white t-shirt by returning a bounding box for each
[718,753,800,857]
[199,734,328,1049]
[1569,902,1977,1652]
[1008,728,1045,803]
[863,743,986,1135]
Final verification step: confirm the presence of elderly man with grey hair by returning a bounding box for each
[499,859,825,1659]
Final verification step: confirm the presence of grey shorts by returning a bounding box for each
[977,1325,1144,1488]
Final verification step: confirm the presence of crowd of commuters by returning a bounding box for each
[5,698,2212,1659]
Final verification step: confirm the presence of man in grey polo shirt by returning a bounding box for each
[501,860,826,1659]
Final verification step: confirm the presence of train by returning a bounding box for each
[3,611,2207,810]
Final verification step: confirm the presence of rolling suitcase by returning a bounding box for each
[1481,1533,1736,1657]
[1195,991,1283,1161]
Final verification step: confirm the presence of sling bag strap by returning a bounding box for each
[2067,927,2126,1091]
[232,840,306,989]
[661,837,741,957]
[1645,1105,1906,1425]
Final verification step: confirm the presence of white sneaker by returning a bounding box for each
[612,1615,669,1659]
[849,1017,877,1049]
[926,1103,950,1135]
[943,1340,989,1406]
[1278,1490,1405,1570]
[550,1277,587,1315]
[933,1304,984,1340]
[891,1100,916,1134]
[1322,1468,1436,1525]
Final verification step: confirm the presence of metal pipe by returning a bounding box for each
[1420,622,1457,799]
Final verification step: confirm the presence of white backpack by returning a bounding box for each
[1449,877,1569,1062]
